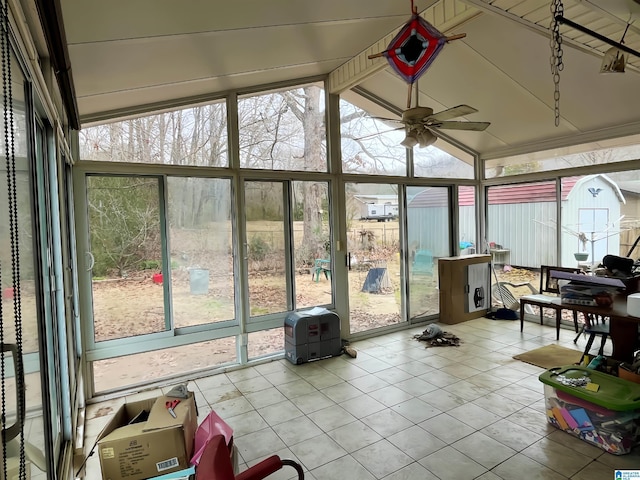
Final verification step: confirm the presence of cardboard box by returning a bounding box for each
[438,255,491,324]
[619,368,640,385]
[97,393,197,480]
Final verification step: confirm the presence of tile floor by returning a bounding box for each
[81,318,640,479]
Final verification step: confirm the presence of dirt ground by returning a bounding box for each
[90,262,540,393]
[89,265,407,392]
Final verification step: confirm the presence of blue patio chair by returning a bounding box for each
[412,250,433,277]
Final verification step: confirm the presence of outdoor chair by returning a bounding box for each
[519,265,582,340]
[492,281,537,313]
[575,313,609,365]
[412,249,434,277]
[312,259,331,282]
[195,434,304,480]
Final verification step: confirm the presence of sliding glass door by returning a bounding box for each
[406,186,451,321]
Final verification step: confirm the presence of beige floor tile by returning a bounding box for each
[306,404,357,432]
[235,428,286,462]
[374,366,414,383]
[472,391,528,417]
[418,445,487,480]
[447,402,503,430]
[272,416,323,446]
[320,382,362,403]
[387,424,446,460]
[521,437,596,478]
[491,453,567,480]
[394,376,439,396]
[443,379,493,401]
[361,408,414,437]
[243,386,287,409]
[381,462,441,480]
[85,317,638,480]
[275,379,317,399]
[419,388,468,412]
[258,399,304,426]
[310,455,376,480]
[225,410,269,436]
[339,393,386,419]
[391,397,441,424]
[367,385,414,407]
[289,391,335,414]
[351,439,414,478]
[326,420,382,453]
[289,433,347,470]
[419,413,476,444]
[480,418,543,451]
[348,374,390,393]
[571,460,619,480]
[452,431,517,469]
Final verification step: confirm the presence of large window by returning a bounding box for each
[168,177,235,328]
[414,146,474,179]
[485,140,640,179]
[79,101,229,167]
[345,183,402,334]
[76,81,493,394]
[1,51,54,478]
[340,100,407,176]
[238,84,327,172]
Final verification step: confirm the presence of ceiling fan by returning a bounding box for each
[391,104,491,148]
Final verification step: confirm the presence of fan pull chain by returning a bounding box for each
[550,0,564,127]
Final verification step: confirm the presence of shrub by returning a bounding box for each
[249,235,271,261]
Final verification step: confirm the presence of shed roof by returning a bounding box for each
[409,175,624,207]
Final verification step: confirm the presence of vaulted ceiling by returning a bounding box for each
[53,0,640,162]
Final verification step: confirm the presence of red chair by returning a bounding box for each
[195,434,305,480]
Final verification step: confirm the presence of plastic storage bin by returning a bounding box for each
[539,366,640,454]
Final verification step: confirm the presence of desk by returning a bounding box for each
[523,296,640,363]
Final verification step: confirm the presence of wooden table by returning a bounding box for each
[554,296,640,363]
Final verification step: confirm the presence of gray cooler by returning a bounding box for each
[284,307,341,364]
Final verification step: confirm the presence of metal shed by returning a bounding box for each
[482,175,625,269]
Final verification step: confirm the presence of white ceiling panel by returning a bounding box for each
[53,0,640,159]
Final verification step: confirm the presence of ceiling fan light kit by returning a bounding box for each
[401,128,438,149]
[416,129,437,148]
[401,131,419,148]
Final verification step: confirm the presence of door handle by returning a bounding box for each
[86,252,95,271]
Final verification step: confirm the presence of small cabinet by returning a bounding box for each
[438,254,491,324]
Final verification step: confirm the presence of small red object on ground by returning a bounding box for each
[2,287,14,300]
[152,273,163,284]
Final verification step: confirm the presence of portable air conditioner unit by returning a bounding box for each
[284,307,341,364]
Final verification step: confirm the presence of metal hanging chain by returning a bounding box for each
[550,0,564,127]
[0,2,8,477]
[1,0,26,478]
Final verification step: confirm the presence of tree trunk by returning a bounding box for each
[301,86,325,260]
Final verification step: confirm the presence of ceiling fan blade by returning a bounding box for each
[427,105,478,122]
[370,116,402,122]
[429,120,490,131]
[353,126,404,141]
